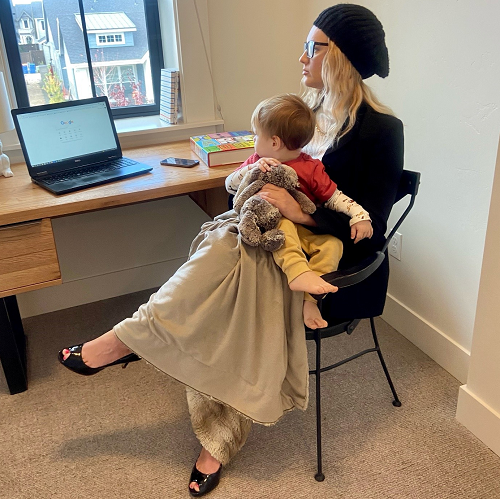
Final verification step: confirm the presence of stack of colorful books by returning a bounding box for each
[190,131,255,167]
[159,68,179,124]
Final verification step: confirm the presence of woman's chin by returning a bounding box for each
[302,75,323,89]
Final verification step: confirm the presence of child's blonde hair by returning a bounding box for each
[300,40,393,143]
[251,94,316,151]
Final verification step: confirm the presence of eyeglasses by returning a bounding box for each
[303,40,329,59]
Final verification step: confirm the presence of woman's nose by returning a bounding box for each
[299,51,308,64]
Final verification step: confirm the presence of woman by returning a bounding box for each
[260,5,404,324]
[58,5,403,496]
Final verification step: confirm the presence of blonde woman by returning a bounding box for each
[260,4,403,327]
[58,4,403,496]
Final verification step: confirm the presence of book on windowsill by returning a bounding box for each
[159,68,180,124]
[190,131,255,167]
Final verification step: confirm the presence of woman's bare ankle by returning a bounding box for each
[62,330,132,367]
[189,447,221,491]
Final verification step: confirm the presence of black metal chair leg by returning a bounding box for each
[369,317,401,407]
[0,296,28,394]
[314,331,325,481]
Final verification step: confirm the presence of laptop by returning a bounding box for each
[11,96,153,195]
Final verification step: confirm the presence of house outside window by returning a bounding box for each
[1,0,164,118]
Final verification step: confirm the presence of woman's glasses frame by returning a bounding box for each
[304,40,329,59]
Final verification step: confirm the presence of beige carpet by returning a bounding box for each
[1,289,500,499]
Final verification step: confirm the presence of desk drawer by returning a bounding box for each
[0,218,61,297]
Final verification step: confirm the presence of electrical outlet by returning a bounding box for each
[389,232,402,261]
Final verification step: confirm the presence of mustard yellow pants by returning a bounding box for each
[272,218,343,302]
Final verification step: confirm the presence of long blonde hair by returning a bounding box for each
[300,40,393,144]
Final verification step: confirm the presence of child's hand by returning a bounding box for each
[351,220,373,244]
[253,157,281,172]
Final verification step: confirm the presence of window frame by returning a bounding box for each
[0,0,164,119]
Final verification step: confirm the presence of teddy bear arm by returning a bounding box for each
[289,189,317,214]
[233,180,266,212]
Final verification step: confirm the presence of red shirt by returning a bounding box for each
[239,152,337,204]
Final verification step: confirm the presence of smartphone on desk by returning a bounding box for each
[160,157,200,167]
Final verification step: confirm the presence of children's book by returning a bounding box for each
[190,131,254,167]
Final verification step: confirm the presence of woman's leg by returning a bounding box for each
[60,330,132,367]
[186,387,252,492]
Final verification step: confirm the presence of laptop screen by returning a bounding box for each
[15,100,119,170]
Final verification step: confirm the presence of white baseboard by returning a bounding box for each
[456,385,500,457]
[17,257,186,318]
[382,294,470,383]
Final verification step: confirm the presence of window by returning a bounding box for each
[40,20,45,31]
[96,33,125,46]
[22,19,29,29]
[0,0,164,118]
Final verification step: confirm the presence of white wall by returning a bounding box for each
[456,136,500,457]
[311,0,500,382]
[206,0,310,131]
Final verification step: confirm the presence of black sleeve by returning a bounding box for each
[356,118,404,239]
[307,209,353,244]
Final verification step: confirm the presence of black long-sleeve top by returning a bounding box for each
[307,102,404,320]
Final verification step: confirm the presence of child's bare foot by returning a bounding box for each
[303,300,328,329]
[61,330,132,368]
[289,271,338,295]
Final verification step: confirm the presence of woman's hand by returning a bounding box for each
[351,220,373,244]
[259,184,314,225]
[253,157,281,172]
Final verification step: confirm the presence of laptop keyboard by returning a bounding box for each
[43,158,139,185]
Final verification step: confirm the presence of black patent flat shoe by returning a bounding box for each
[188,463,222,497]
[58,343,140,376]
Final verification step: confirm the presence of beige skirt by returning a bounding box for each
[113,211,309,425]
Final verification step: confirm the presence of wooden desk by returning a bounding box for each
[0,141,237,394]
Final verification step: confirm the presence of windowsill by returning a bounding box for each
[114,115,224,137]
[2,115,225,157]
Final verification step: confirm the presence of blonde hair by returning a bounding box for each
[251,94,316,150]
[300,40,393,143]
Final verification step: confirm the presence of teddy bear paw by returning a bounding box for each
[260,229,285,252]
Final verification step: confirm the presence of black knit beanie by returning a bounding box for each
[314,4,389,79]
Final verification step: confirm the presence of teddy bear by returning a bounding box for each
[233,164,316,252]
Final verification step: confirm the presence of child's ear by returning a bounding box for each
[271,135,285,150]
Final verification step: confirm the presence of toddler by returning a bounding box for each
[226,94,372,329]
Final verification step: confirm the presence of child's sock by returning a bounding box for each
[303,300,328,329]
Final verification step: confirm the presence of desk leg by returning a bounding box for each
[0,296,28,394]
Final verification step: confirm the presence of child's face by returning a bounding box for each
[253,128,278,158]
